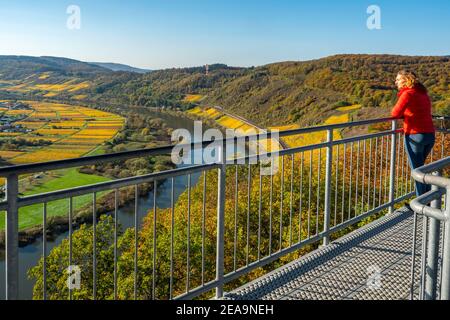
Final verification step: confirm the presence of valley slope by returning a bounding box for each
[1,54,449,129]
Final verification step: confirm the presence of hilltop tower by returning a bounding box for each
[205,64,209,76]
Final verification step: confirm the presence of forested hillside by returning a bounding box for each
[1,54,449,127]
[93,54,450,127]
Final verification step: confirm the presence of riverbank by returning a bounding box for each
[0,175,168,249]
[0,106,206,299]
[0,105,187,249]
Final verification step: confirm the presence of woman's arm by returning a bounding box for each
[391,92,411,118]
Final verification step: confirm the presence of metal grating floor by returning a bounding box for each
[224,207,423,300]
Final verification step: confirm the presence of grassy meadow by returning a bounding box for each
[0,168,111,231]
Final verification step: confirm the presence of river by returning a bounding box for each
[0,108,208,300]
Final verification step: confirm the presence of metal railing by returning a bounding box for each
[410,156,450,300]
[0,116,448,300]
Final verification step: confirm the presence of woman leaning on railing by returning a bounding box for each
[391,70,436,197]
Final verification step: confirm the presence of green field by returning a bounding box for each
[0,168,111,231]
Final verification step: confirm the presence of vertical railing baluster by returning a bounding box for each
[134,184,138,300]
[410,211,419,300]
[186,175,191,293]
[280,156,284,251]
[215,146,226,299]
[269,161,274,254]
[341,144,346,225]
[113,190,118,300]
[367,139,373,211]
[361,139,366,215]
[299,152,304,242]
[234,165,238,271]
[247,164,251,265]
[334,144,339,226]
[389,121,397,214]
[409,161,414,194]
[316,148,321,236]
[69,197,73,301]
[372,138,379,209]
[289,154,294,246]
[424,173,442,300]
[5,173,19,300]
[42,202,47,300]
[396,133,401,197]
[384,135,390,204]
[378,136,385,207]
[441,186,450,300]
[152,181,157,300]
[348,142,353,218]
[420,216,429,300]
[323,129,333,246]
[308,150,312,239]
[400,134,406,197]
[202,172,206,285]
[169,178,175,300]
[258,162,262,261]
[92,192,97,300]
[354,140,360,217]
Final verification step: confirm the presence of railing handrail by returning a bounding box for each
[0,115,446,177]
[2,113,448,300]
[409,157,450,300]
[433,115,450,120]
[411,157,450,189]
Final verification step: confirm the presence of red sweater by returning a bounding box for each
[391,85,435,134]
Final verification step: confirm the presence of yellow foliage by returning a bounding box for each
[74,128,118,137]
[0,151,25,159]
[56,138,105,146]
[187,107,222,119]
[47,121,85,128]
[35,128,78,136]
[67,81,90,92]
[20,136,61,142]
[204,108,221,119]
[16,121,47,129]
[324,114,350,125]
[38,73,50,80]
[44,92,58,97]
[0,132,22,137]
[30,112,58,119]
[184,94,203,103]
[270,113,349,148]
[12,149,91,164]
[336,104,362,112]
[28,80,91,94]
[186,106,203,115]
[1,100,125,165]
[5,110,33,115]
[73,95,87,100]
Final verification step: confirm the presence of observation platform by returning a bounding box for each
[225,207,421,300]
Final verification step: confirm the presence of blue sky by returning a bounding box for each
[0,0,449,69]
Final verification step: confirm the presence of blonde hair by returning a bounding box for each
[397,70,419,88]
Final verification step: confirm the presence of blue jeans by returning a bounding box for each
[404,133,435,196]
